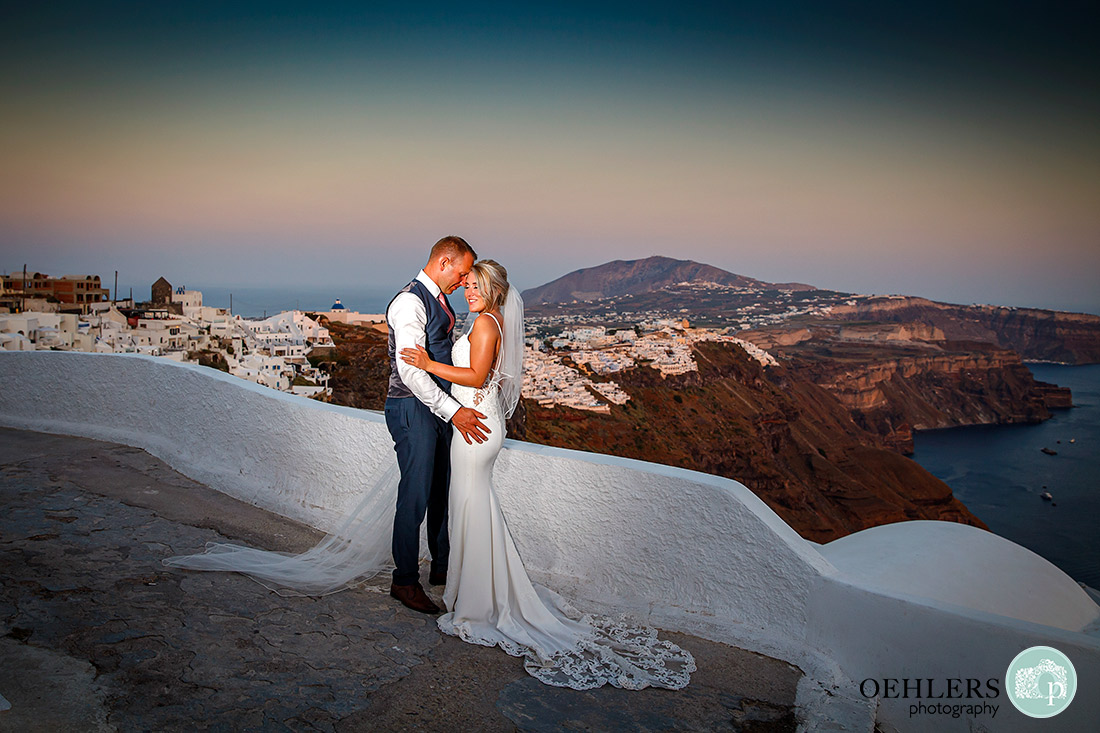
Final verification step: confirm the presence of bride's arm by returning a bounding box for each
[400,316,499,387]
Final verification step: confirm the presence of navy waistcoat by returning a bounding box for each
[387,279,456,400]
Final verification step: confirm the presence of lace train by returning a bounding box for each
[443,321,694,690]
[441,584,696,690]
[165,308,696,691]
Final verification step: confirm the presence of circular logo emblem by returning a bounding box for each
[1006,646,1077,718]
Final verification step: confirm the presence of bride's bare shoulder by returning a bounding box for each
[470,311,503,337]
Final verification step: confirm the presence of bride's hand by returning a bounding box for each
[400,345,432,371]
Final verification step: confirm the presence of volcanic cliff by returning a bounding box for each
[315,320,983,541]
[518,340,986,543]
[312,283,1080,542]
[822,296,1100,364]
[738,323,1072,453]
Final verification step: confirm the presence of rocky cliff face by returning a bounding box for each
[315,320,986,542]
[740,325,1072,453]
[824,297,1100,364]
[520,341,986,543]
[311,319,389,410]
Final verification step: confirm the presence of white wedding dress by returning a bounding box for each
[438,314,695,690]
[163,299,694,691]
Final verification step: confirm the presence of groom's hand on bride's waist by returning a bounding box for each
[452,407,490,444]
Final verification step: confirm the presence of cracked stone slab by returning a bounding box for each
[1,431,444,730]
[0,636,112,732]
[1,427,801,731]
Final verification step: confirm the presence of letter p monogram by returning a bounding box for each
[1047,682,1065,706]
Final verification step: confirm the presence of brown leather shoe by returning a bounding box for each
[390,582,440,614]
[428,569,447,586]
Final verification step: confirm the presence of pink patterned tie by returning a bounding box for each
[437,292,455,332]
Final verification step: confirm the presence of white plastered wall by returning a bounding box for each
[2,351,1098,731]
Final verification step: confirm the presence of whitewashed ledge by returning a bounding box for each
[2,351,1097,731]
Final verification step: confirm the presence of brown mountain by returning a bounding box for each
[521,255,813,304]
[308,319,389,411]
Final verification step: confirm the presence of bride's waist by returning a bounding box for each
[451,383,502,412]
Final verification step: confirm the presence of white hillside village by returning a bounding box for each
[523,321,777,412]
[0,279,338,399]
[2,273,784,412]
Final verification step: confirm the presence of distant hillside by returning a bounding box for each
[522,256,814,304]
[821,296,1100,364]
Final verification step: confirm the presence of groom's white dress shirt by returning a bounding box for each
[387,270,461,422]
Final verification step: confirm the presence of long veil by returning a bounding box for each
[165,285,524,596]
[163,458,400,596]
[469,285,523,419]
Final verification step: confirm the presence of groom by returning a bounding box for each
[385,235,489,613]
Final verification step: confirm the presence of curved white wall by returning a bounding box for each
[2,351,1098,732]
[821,521,1096,632]
[1,352,396,531]
[0,352,830,653]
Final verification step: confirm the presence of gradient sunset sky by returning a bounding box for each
[2,2,1098,313]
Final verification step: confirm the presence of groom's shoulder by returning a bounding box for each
[387,280,427,317]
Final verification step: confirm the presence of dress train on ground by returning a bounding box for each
[441,323,694,690]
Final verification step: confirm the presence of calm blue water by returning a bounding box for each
[195,285,395,318]
[911,364,1100,588]
[192,285,478,320]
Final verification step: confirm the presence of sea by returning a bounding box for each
[195,285,396,318]
[911,364,1100,589]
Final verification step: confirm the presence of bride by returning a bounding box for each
[399,259,693,690]
[165,259,694,691]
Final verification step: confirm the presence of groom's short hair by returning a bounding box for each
[429,235,476,264]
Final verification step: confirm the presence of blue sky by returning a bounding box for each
[2,2,1098,312]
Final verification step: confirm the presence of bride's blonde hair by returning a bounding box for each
[470,259,510,313]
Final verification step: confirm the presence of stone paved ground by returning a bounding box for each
[0,428,801,732]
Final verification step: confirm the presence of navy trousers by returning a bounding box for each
[385,396,451,586]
